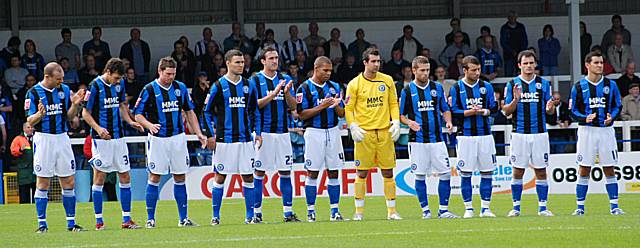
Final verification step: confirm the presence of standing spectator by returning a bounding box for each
[124,68,142,107]
[223,22,254,54]
[445,18,471,47]
[447,52,465,80]
[250,22,266,57]
[255,29,281,63]
[418,48,438,79]
[281,25,308,65]
[383,49,410,81]
[191,72,212,166]
[171,40,196,87]
[304,22,326,57]
[0,36,20,66]
[4,55,29,94]
[475,36,503,81]
[538,24,561,76]
[55,28,81,70]
[347,28,371,62]
[78,54,99,85]
[119,28,151,82]
[14,74,36,127]
[475,26,499,53]
[292,50,310,79]
[59,57,80,90]
[601,14,632,53]
[20,40,45,80]
[617,62,640,97]
[178,36,196,59]
[242,53,258,78]
[621,83,640,120]
[546,91,572,154]
[323,28,348,65]
[392,25,424,62]
[0,81,10,137]
[194,27,222,58]
[607,34,634,73]
[439,31,473,68]
[580,22,592,64]
[500,11,528,76]
[82,26,111,71]
[334,54,362,85]
[11,122,35,204]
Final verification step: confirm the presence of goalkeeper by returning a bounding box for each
[345,47,401,221]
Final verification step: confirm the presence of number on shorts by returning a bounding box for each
[251,158,255,168]
[544,153,549,163]
[338,152,345,161]
[71,160,76,170]
[445,157,450,168]
[491,154,497,164]
[285,155,292,165]
[123,155,129,165]
[611,150,619,161]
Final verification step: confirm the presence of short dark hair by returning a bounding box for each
[61,28,71,36]
[158,57,177,71]
[7,36,20,47]
[23,39,36,52]
[518,50,537,63]
[412,56,430,69]
[450,18,460,24]
[584,51,603,64]
[314,56,332,67]
[480,26,491,33]
[265,29,274,36]
[629,83,640,91]
[173,40,184,48]
[362,47,380,62]
[103,58,126,75]
[259,47,278,61]
[542,24,554,36]
[92,26,102,33]
[462,55,480,69]
[403,25,413,32]
[224,49,244,62]
[612,14,622,22]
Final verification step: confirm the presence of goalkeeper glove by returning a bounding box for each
[350,123,367,142]
[389,120,400,142]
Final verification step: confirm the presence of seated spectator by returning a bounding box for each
[20,39,45,80]
[287,64,305,86]
[250,22,266,57]
[323,28,348,66]
[383,49,410,81]
[171,40,196,87]
[4,55,29,94]
[178,36,196,59]
[618,62,640,97]
[289,111,305,163]
[59,57,80,90]
[475,36,502,81]
[588,45,615,75]
[347,28,371,62]
[607,33,634,73]
[10,122,35,204]
[243,53,259,78]
[255,29,281,63]
[0,36,20,66]
[538,24,561,76]
[447,52,465,80]
[124,67,143,108]
[195,27,222,58]
[334,54,362,86]
[191,72,212,165]
[303,22,327,57]
[445,18,471,47]
[621,83,640,120]
[546,91,573,153]
[601,14,631,53]
[281,25,308,65]
[580,22,592,64]
[394,66,413,98]
[418,48,438,79]
[439,31,473,67]
[14,74,37,126]
[475,26,500,53]
[119,28,151,82]
[198,41,223,81]
[55,28,81,70]
[79,54,99,85]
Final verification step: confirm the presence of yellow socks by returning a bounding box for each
[384,177,397,215]
[355,176,366,214]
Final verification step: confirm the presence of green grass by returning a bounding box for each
[0,194,639,248]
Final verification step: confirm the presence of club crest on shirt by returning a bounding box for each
[603,86,610,94]
[431,89,438,97]
[174,89,181,97]
[329,87,336,95]
[58,91,65,99]
[115,84,122,93]
[378,85,386,92]
[149,162,155,169]
[479,87,487,94]
[535,82,542,89]
[243,86,250,94]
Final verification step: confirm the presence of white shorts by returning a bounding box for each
[255,133,294,172]
[147,133,190,175]
[408,142,451,175]
[33,132,76,178]
[90,138,131,173]
[510,133,550,169]
[214,142,255,175]
[455,135,497,173]
[576,126,618,167]
[303,126,345,171]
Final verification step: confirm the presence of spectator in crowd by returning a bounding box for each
[292,50,310,79]
[20,40,45,80]
[223,22,254,54]
[242,53,258,78]
[394,65,413,98]
[178,36,196,58]
[281,25,308,65]
[608,33,634,73]
[4,55,29,94]
[0,56,5,78]
[171,40,196,87]
[255,29,281,64]
[475,35,503,81]
[250,22,266,57]
[491,89,508,125]
[601,14,632,53]
[124,67,142,107]
[435,65,455,98]
[418,48,438,79]
[445,18,471,47]
[10,122,34,204]
[580,21,592,64]
[0,36,20,66]
[82,26,111,71]
[194,27,222,58]
[538,24,561,76]
[589,45,615,75]
[60,57,80,91]
[475,26,499,53]
[212,53,225,73]
[216,66,227,78]
[546,91,572,154]
[323,28,348,66]
[500,11,528,76]
[308,46,326,71]
[439,31,473,68]
[120,28,151,82]
[304,22,327,57]
[14,74,36,126]
[0,81,9,140]
[289,111,305,163]
[78,54,99,85]
[621,83,640,121]
[383,49,410,81]
[55,28,81,70]
[334,54,361,85]
[348,28,371,62]
[618,62,640,97]
[392,25,423,62]
[447,52,465,80]
[197,41,223,82]
[287,64,304,86]
[191,72,212,165]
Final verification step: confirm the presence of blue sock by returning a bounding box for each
[460,173,473,209]
[146,181,159,221]
[243,182,255,219]
[253,175,264,215]
[511,178,523,212]
[305,177,317,215]
[62,189,76,228]
[34,189,48,228]
[174,182,188,221]
[414,177,428,213]
[328,178,340,216]
[536,179,549,212]
[92,185,104,224]
[605,176,619,209]
[211,182,224,219]
[438,175,452,214]
[119,183,132,223]
[576,176,589,211]
[480,174,493,212]
[280,174,293,217]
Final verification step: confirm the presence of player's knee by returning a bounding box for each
[214,174,227,184]
[278,170,291,176]
[59,176,75,189]
[578,166,591,176]
[356,170,368,179]
[241,174,254,183]
[327,170,339,179]
[148,173,162,184]
[255,170,266,177]
[512,167,525,179]
[173,174,186,184]
[602,166,616,176]
[118,172,131,184]
[307,171,319,179]
[534,168,547,179]
[381,169,394,178]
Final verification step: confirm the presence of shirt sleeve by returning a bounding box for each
[504,81,514,105]
[250,83,261,136]
[569,83,587,122]
[25,90,38,117]
[487,84,498,114]
[181,85,194,111]
[133,87,149,115]
[449,84,465,118]
[388,79,400,121]
[344,79,357,126]
[203,83,218,137]
[296,85,309,114]
[399,88,408,116]
[84,83,98,110]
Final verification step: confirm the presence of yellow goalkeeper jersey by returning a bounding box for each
[345,72,399,130]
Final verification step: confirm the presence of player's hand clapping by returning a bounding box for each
[586,113,596,123]
[147,123,161,134]
[408,120,421,132]
[71,89,86,105]
[604,113,613,125]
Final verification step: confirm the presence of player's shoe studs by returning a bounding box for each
[284,214,302,222]
[538,210,554,217]
[121,220,141,229]
[210,218,220,226]
[35,226,48,233]
[145,219,156,228]
[479,210,496,218]
[463,209,474,218]
[610,208,625,215]
[507,210,521,217]
[387,212,403,220]
[307,212,316,222]
[438,211,460,219]
[352,213,364,221]
[178,218,198,227]
[68,224,85,232]
[95,222,105,231]
[254,213,263,223]
[422,211,432,219]
[572,209,585,216]
[330,212,344,221]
